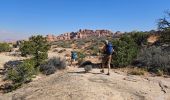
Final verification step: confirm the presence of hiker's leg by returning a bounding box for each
[101,62,104,73]
[101,55,106,73]
[107,55,112,75]
[70,59,72,66]
[73,59,76,67]
[71,59,74,66]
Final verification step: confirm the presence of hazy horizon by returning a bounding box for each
[0,0,170,41]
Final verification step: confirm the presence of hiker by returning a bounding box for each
[71,51,78,67]
[101,40,114,75]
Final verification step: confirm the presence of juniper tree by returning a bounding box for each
[20,35,50,67]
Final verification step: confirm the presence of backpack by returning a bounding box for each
[71,52,77,59]
[105,43,113,55]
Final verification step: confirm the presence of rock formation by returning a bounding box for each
[46,29,113,42]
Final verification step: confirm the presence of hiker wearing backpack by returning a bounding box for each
[71,51,78,67]
[101,40,114,75]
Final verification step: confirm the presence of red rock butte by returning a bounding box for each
[46,29,115,42]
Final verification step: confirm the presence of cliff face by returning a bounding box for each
[46,29,113,42]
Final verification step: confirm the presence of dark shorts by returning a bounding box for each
[102,55,112,65]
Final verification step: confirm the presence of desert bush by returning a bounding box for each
[137,46,170,75]
[6,59,36,91]
[0,43,11,52]
[112,35,139,67]
[129,32,149,47]
[20,35,50,67]
[86,45,99,56]
[19,41,34,56]
[40,57,67,75]
[84,65,93,72]
[91,47,98,56]
[77,51,86,65]
[55,41,71,48]
[62,42,72,48]
[3,60,22,75]
[159,29,170,43]
[127,67,146,75]
[76,39,85,45]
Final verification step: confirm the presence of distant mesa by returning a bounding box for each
[46,29,115,42]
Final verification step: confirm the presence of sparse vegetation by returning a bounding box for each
[2,35,51,92]
[77,51,86,65]
[52,40,72,48]
[0,43,11,52]
[76,39,85,48]
[40,57,67,75]
[136,46,170,75]
[127,67,146,75]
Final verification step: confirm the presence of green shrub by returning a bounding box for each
[86,45,99,56]
[129,32,148,47]
[76,39,85,46]
[6,59,36,90]
[112,35,139,67]
[159,29,170,43]
[19,41,34,56]
[19,35,50,67]
[137,46,170,75]
[156,69,164,76]
[40,57,67,75]
[0,43,11,52]
[77,51,86,65]
[91,46,99,56]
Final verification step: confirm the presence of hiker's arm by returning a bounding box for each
[102,45,106,53]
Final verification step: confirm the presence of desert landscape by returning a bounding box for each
[0,47,170,100]
[0,29,170,100]
[1,0,170,100]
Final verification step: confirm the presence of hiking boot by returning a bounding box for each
[100,70,104,73]
[106,73,110,76]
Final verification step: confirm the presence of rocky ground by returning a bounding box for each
[0,67,170,100]
[0,50,170,100]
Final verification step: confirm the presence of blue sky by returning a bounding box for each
[0,0,170,41]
